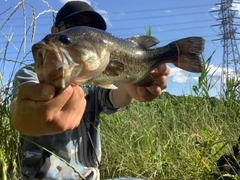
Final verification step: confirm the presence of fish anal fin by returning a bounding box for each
[127,35,159,49]
[133,74,154,87]
[103,59,124,76]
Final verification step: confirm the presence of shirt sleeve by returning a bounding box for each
[12,64,39,100]
[96,86,125,114]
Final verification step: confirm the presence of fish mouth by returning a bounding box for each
[32,41,82,91]
[32,42,63,80]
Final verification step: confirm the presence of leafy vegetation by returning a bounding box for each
[1,1,240,180]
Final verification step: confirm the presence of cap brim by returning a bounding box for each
[63,11,106,30]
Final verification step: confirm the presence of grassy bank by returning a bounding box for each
[100,93,240,180]
[1,91,240,179]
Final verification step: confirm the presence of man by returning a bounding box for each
[10,1,170,180]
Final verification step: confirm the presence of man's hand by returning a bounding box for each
[10,82,86,136]
[112,64,170,106]
[125,64,170,102]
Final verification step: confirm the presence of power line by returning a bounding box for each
[2,33,221,55]
[1,22,220,42]
[1,2,224,58]
[2,17,216,38]
[106,3,214,15]
[3,10,214,29]
[105,11,213,22]
[108,19,215,31]
[7,2,214,20]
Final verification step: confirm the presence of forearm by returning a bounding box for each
[111,83,134,107]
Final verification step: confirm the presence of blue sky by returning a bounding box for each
[1,0,240,96]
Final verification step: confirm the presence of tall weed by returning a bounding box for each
[0,1,55,179]
[192,51,220,98]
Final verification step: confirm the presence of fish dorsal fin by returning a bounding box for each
[133,74,154,87]
[127,35,159,49]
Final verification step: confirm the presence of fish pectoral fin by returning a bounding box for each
[127,35,159,49]
[133,74,154,87]
[98,83,118,89]
[103,59,124,76]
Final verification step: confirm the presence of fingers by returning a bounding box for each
[155,64,171,75]
[137,86,161,102]
[137,64,170,101]
[12,82,86,135]
[151,73,168,90]
[61,85,86,113]
[150,64,170,90]
[45,85,86,132]
[18,82,74,120]
[146,84,163,96]
[58,85,86,130]
[136,84,162,102]
[18,82,55,101]
[43,85,76,112]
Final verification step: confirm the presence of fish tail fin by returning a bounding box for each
[173,37,205,73]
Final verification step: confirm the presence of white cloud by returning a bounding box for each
[206,64,222,88]
[172,75,188,83]
[220,67,240,84]
[169,68,196,83]
[208,64,221,77]
[232,1,240,16]
[169,64,223,85]
[210,7,217,11]
[211,1,240,17]
[165,10,172,13]
[210,4,221,18]
[174,64,240,88]
[202,64,240,89]
[119,11,126,16]
[97,9,111,26]
[92,2,111,27]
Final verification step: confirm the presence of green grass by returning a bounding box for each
[2,90,240,179]
[1,1,240,180]
[100,94,240,180]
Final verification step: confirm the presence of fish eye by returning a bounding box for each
[59,34,72,44]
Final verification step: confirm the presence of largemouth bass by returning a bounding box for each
[32,26,204,92]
